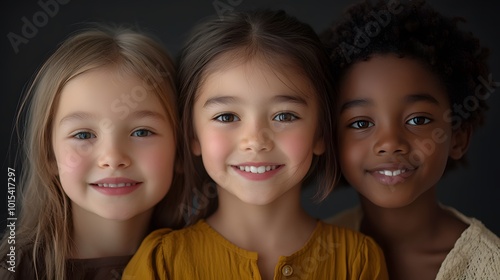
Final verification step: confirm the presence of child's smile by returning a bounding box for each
[191,57,325,206]
[231,163,284,181]
[51,67,176,221]
[366,163,416,186]
[338,54,464,207]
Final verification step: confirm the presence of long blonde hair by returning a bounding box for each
[0,25,185,280]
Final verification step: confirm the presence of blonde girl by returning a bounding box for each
[0,25,185,279]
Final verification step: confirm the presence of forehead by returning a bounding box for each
[55,67,165,119]
[199,51,316,100]
[340,54,448,104]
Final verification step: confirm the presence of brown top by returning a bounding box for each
[0,245,131,280]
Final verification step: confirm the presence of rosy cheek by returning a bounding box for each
[55,145,92,175]
[138,146,176,171]
[277,132,313,160]
[202,132,230,160]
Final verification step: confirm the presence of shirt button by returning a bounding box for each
[282,264,293,276]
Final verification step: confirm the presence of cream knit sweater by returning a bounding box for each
[325,205,500,279]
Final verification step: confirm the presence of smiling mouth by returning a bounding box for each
[91,182,139,188]
[376,169,409,177]
[234,165,281,174]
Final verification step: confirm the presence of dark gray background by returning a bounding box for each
[1,0,499,236]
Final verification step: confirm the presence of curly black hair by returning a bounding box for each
[321,0,495,171]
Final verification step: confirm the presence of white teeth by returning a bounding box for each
[378,169,406,177]
[96,183,136,188]
[238,165,278,174]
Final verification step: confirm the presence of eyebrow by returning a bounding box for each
[59,110,166,125]
[340,98,372,113]
[404,93,440,105]
[127,110,167,121]
[203,96,239,108]
[59,111,97,125]
[340,93,440,113]
[203,94,308,108]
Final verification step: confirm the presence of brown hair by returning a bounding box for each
[177,9,339,224]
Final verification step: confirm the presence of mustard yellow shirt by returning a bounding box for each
[123,219,388,280]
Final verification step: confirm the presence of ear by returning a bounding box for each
[449,125,472,160]
[313,136,325,156]
[191,138,202,156]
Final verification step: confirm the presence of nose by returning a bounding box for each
[97,138,131,169]
[373,125,410,156]
[239,120,274,152]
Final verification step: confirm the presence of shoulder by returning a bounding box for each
[122,227,172,279]
[123,223,211,279]
[442,205,500,251]
[437,207,500,279]
[452,217,500,259]
[314,221,388,279]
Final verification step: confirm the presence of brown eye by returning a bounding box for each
[215,113,239,122]
[349,120,373,129]
[273,112,298,122]
[407,117,431,126]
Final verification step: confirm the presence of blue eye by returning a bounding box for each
[349,120,374,129]
[407,117,431,126]
[132,129,153,137]
[73,131,95,139]
[215,114,240,122]
[273,112,298,122]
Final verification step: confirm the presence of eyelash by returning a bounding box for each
[406,116,432,126]
[131,129,154,137]
[71,129,154,139]
[72,131,96,140]
[213,112,299,123]
[214,113,240,122]
[349,120,374,129]
[348,116,432,129]
[273,112,299,122]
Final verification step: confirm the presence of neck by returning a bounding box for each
[207,184,316,254]
[359,187,453,245]
[70,204,152,259]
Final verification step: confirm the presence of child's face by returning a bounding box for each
[192,58,324,206]
[51,67,176,221]
[338,54,466,208]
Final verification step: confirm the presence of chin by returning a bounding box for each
[367,193,418,209]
